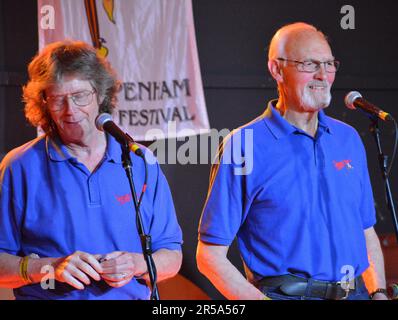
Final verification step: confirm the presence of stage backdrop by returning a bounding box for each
[37,0,210,140]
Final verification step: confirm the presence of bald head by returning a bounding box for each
[268,23,330,60]
[267,22,336,114]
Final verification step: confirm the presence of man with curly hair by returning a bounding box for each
[0,41,183,300]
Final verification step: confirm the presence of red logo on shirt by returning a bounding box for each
[333,159,353,171]
[116,194,132,205]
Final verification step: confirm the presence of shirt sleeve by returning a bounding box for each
[146,154,183,252]
[356,133,377,229]
[198,131,250,246]
[0,162,22,255]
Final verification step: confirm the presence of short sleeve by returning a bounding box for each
[0,162,22,255]
[356,133,377,229]
[198,132,250,245]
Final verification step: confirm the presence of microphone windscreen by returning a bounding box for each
[344,91,362,110]
[95,113,113,131]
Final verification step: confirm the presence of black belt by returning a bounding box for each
[258,274,365,300]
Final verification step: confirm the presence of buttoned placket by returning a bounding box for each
[68,158,102,207]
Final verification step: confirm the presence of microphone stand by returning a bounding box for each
[120,142,160,300]
[369,118,398,243]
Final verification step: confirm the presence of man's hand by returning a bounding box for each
[371,292,389,300]
[54,251,103,290]
[99,251,147,288]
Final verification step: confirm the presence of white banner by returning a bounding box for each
[38,0,210,141]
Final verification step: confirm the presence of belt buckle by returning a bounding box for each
[337,278,356,300]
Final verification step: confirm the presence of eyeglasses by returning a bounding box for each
[276,58,340,73]
[45,89,96,111]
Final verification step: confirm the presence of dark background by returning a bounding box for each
[0,0,397,300]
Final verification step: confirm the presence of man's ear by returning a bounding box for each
[268,59,284,83]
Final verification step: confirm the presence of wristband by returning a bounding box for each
[19,256,33,284]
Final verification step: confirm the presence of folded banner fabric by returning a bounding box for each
[38,0,210,140]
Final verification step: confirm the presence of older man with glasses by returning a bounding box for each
[197,22,387,300]
[0,41,183,300]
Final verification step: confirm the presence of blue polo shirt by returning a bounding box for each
[0,133,182,300]
[199,100,376,283]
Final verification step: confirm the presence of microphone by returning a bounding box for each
[344,91,393,122]
[95,113,143,157]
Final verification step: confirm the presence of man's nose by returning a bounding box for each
[314,64,328,80]
[63,96,78,113]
